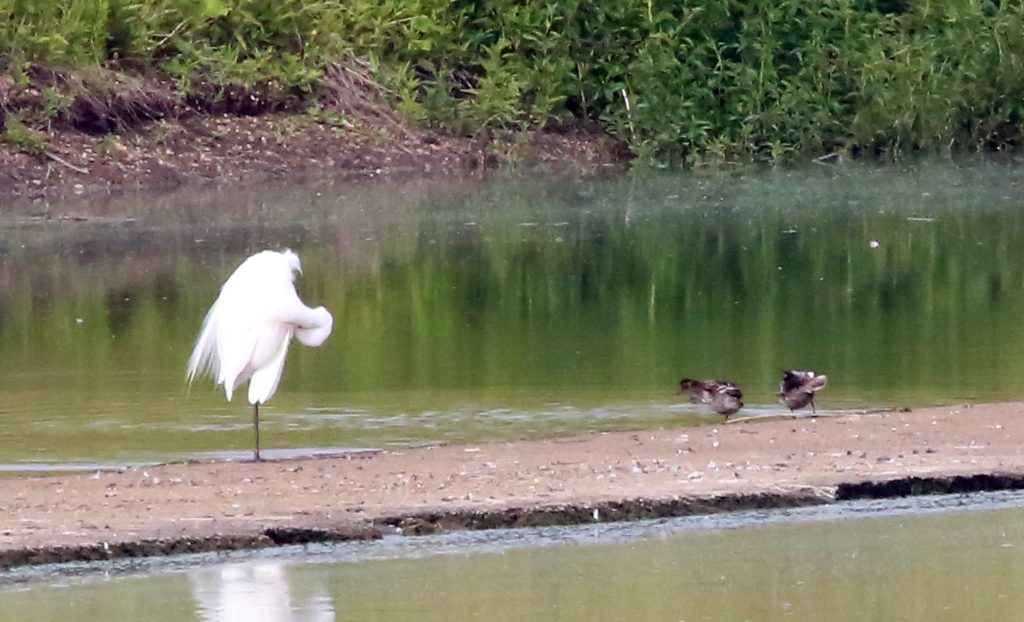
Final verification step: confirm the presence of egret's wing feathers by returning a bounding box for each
[247,324,294,405]
[215,314,260,402]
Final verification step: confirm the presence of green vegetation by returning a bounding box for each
[3,1,1024,163]
[0,114,47,154]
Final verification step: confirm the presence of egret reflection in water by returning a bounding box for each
[191,562,333,622]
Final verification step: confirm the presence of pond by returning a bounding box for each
[4,491,1024,621]
[2,159,1024,468]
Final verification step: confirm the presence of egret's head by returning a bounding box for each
[282,249,302,278]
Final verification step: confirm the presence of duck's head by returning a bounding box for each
[679,378,700,393]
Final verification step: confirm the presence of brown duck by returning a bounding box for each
[778,370,828,413]
[679,378,744,420]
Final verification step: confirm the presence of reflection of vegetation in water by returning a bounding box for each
[337,166,1024,404]
[0,163,1023,461]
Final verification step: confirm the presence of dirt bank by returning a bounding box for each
[0,61,625,202]
[1,402,1022,569]
[0,113,618,203]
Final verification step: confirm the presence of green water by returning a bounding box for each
[2,160,1024,466]
[4,496,1024,620]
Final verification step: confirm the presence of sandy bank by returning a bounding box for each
[1,401,1022,569]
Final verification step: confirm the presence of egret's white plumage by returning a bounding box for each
[187,249,333,459]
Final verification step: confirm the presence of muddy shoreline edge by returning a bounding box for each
[3,402,1024,571]
[4,471,1024,570]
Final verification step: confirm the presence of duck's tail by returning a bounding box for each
[806,374,828,392]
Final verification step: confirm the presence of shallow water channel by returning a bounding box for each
[4,491,1024,620]
[2,160,1024,469]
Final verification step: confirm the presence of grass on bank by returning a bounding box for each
[2,0,1024,164]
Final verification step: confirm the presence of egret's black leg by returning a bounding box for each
[811,396,816,415]
[253,402,261,461]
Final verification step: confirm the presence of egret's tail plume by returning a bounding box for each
[186,304,221,386]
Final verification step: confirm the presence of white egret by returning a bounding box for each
[186,249,333,460]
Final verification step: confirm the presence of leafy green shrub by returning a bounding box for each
[5,0,1024,163]
[1,115,47,155]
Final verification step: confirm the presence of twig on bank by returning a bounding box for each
[153,20,189,49]
[44,151,89,174]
